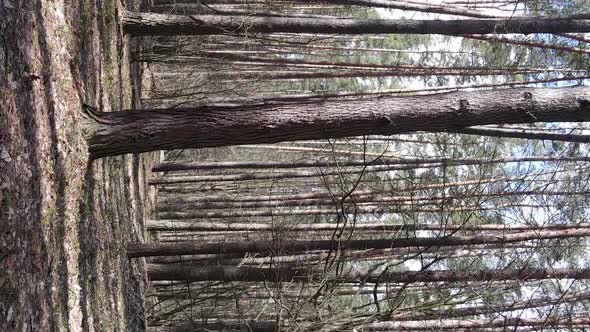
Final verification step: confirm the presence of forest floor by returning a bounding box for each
[0,0,156,330]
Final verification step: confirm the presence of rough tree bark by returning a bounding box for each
[87,87,590,158]
[122,12,590,36]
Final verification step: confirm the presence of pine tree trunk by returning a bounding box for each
[361,317,590,330]
[152,155,590,172]
[122,12,590,36]
[128,228,590,257]
[87,87,590,158]
[146,264,590,283]
[146,220,590,232]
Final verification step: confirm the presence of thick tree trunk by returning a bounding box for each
[146,264,590,283]
[128,227,590,257]
[87,87,590,158]
[122,12,590,36]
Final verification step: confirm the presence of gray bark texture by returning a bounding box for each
[88,87,590,158]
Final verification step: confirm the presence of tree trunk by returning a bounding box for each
[141,51,556,73]
[87,87,590,158]
[190,75,590,105]
[395,290,590,320]
[156,204,522,219]
[122,12,590,36]
[361,317,590,330]
[152,67,542,81]
[152,155,590,172]
[467,34,590,55]
[157,190,589,210]
[147,320,278,332]
[146,220,590,232]
[300,0,501,18]
[146,264,590,283]
[128,227,590,257]
[149,163,421,185]
[456,126,590,142]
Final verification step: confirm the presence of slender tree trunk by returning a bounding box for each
[395,290,590,320]
[146,264,590,283]
[157,190,590,211]
[456,126,590,142]
[152,67,541,81]
[87,87,590,158]
[149,164,422,185]
[156,204,527,219]
[122,12,590,36]
[361,317,590,330]
[152,155,590,172]
[298,0,502,18]
[156,173,569,203]
[128,227,590,257]
[193,75,590,105]
[141,51,556,73]
[147,320,278,332]
[467,34,590,55]
[146,220,590,232]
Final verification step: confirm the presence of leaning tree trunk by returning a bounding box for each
[122,12,590,36]
[86,87,590,158]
